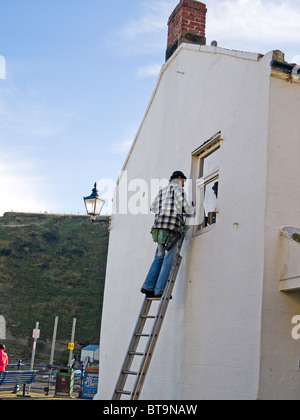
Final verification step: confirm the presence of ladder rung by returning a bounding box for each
[135,333,150,337]
[116,390,132,395]
[129,351,144,356]
[141,315,155,319]
[122,370,138,375]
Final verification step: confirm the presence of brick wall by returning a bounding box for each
[166,0,207,60]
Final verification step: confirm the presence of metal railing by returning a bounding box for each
[2,360,85,397]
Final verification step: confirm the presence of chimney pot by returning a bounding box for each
[166,0,207,61]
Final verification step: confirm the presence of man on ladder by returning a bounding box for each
[112,171,195,400]
[141,170,195,299]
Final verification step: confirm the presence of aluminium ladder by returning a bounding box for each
[112,235,185,400]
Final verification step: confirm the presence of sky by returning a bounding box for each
[0,0,299,216]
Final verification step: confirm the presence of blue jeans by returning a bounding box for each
[142,242,178,295]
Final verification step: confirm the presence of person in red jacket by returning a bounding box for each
[0,344,8,372]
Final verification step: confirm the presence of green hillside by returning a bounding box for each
[0,212,109,365]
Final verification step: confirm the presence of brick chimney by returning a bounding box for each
[166,0,207,61]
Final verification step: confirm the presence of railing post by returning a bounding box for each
[13,360,22,394]
[78,363,85,399]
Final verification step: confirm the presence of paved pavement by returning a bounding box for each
[0,390,83,400]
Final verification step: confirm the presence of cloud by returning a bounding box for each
[118,1,178,56]
[291,55,300,64]
[0,154,53,215]
[136,64,162,79]
[0,69,74,216]
[122,1,176,38]
[206,0,300,48]
[0,85,73,141]
[111,122,141,154]
[116,0,300,59]
[112,139,133,154]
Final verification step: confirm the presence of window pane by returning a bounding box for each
[204,179,218,215]
[200,147,220,177]
[197,179,218,230]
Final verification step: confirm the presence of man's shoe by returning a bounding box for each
[141,288,155,298]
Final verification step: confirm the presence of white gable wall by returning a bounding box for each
[97,45,273,400]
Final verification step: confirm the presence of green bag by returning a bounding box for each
[151,228,171,245]
[151,228,159,243]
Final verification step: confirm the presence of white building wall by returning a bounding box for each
[96,45,274,400]
[259,75,300,400]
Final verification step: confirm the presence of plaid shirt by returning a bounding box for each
[150,179,193,233]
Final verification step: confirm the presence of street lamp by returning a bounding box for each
[83,183,105,217]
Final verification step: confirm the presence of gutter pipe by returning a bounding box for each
[270,60,300,77]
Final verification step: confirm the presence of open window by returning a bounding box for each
[191,132,222,234]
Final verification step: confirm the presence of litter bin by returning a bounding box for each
[55,367,74,397]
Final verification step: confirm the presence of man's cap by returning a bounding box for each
[170,171,187,181]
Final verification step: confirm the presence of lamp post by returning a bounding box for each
[83,183,105,219]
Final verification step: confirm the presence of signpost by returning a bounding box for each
[49,316,59,367]
[68,318,77,367]
[30,322,40,370]
[27,322,39,395]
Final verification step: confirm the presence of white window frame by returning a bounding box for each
[191,132,222,235]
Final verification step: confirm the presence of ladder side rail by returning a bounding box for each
[131,250,183,400]
[112,298,152,400]
[113,234,186,401]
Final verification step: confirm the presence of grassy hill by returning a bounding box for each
[0,212,109,366]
